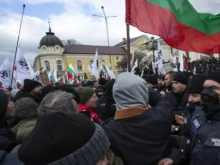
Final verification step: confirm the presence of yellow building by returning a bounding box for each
[33,27,128,80]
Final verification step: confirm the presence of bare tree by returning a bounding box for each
[62,39,81,46]
[116,51,148,73]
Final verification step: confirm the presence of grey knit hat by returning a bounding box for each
[18,112,109,165]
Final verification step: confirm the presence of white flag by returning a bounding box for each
[0,58,11,88]
[15,48,33,81]
[131,59,138,73]
[91,49,99,80]
[103,62,116,79]
[179,53,184,72]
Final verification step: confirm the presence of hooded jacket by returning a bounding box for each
[103,73,173,165]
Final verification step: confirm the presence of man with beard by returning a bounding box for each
[160,71,176,96]
[14,79,42,104]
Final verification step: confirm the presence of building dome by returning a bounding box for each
[39,27,63,47]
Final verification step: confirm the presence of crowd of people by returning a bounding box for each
[0,65,220,165]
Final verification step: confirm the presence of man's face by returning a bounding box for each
[85,93,98,108]
[4,99,14,119]
[203,80,220,102]
[31,86,42,94]
[158,79,165,87]
[172,81,186,94]
[188,93,201,102]
[164,74,173,87]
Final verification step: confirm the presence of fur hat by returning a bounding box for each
[23,79,42,93]
[75,87,94,104]
[18,112,109,165]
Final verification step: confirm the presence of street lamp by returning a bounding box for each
[92,6,117,69]
[145,37,158,61]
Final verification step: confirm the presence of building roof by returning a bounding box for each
[39,28,64,47]
[114,35,144,47]
[64,44,127,55]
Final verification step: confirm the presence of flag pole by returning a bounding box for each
[10,4,26,87]
[126,24,131,72]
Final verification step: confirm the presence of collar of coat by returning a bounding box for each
[114,106,150,120]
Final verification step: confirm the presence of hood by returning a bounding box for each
[113,72,149,110]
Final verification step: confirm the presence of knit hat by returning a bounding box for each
[75,87,94,104]
[173,73,188,86]
[23,79,42,93]
[145,76,158,85]
[188,75,207,94]
[207,69,220,84]
[18,112,109,165]
[0,91,8,119]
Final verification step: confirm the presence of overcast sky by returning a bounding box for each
[0,0,152,66]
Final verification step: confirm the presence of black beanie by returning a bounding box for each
[0,91,8,119]
[146,76,158,86]
[23,79,42,93]
[173,73,188,86]
[207,69,220,84]
[18,112,109,165]
[41,85,55,99]
[188,75,207,94]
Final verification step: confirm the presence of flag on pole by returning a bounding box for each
[179,53,184,72]
[51,69,58,84]
[130,50,135,68]
[90,49,99,80]
[170,54,177,65]
[183,55,188,70]
[102,62,116,79]
[156,41,164,74]
[67,64,77,80]
[99,60,105,79]
[131,59,138,73]
[200,54,211,61]
[0,58,11,88]
[126,0,220,53]
[62,72,69,84]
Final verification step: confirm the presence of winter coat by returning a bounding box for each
[10,97,38,134]
[103,92,173,165]
[0,122,17,153]
[0,150,21,165]
[165,89,189,112]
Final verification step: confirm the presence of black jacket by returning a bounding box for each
[103,90,173,165]
[165,89,189,112]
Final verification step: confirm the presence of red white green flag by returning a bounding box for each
[183,55,188,70]
[126,0,220,53]
[67,64,77,80]
[200,54,211,61]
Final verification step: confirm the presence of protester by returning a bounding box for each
[145,75,158,90]
[0,91,17,152]
[75,87,99,122]
[14,79,42,104]
[103,72,173,165]
[161,71,176,96]
[18,112,109,165]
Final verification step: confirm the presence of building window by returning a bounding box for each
[89,60,94,66]
[44,60,50,72]
[77,60,83,71]
[57,60,63,71]
[56,46,60,52]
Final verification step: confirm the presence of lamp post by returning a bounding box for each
[92,6,116,69]
[145,37,158,61]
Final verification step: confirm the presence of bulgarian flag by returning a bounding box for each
[62,72,69,84]
[99,61,105,79]
[183,55,188,70]
[126,0,220,53]
[67,64,77,80]
[200,54,211,61]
